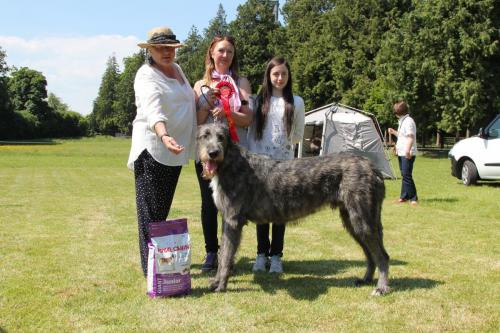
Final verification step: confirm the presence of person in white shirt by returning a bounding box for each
[247,57,305,273]
[127,27,197,276]
[193,35,253,272]
[388,101,418,206]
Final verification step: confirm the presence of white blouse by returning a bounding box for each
[395,114,418,156]
[247,95,305,160]
[127,64,197,169]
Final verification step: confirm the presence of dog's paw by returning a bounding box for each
[213,285,227,293]
[354,278,373,287]
[209,280,219,291]
[209,278,227,292]
[371,286,391,296]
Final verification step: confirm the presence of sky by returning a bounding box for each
[0,0,252,115]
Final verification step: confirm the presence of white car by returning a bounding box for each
[449,114,500,185]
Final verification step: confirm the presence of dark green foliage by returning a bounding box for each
[8,67,51,121]
[176,26,205,85]
[90,56,121,135]
[178,5,230,86]
[114,51,145,135]
[0,54,87,139]
[373,0,499,135]
[46,93,88,137]
[229,0,281,88]
[88,52,145,136]
[0,47,15,138]
[2,0,498,140]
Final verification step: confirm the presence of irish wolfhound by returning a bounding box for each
[197,123,390,295]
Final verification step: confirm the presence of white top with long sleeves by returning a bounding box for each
[247,95,305,160]
[395,114,417,156]
[127,63,196,169]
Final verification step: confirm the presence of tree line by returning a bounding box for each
[1,0,498,142]
[0,49,88,139]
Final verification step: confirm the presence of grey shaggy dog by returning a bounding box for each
[197,123,390,296]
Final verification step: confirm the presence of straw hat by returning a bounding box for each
[138,27,183,48]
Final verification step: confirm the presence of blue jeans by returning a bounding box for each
[398,156,418,201]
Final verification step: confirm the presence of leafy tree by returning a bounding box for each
[90,55,120,135]
[46,92,87,137]
[281,0,337,109]
[176,26,205,85]
[47,92,71,113]
[180,4,231,84]
[375,0,499,136]
[0,48,11,114]
[204,4,230,39]
[0,46,15,138]
[8,67,51,120]
[114,51,145,134]
[0,47,9,111]
[229,0,281,89]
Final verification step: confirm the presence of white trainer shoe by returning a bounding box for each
[269,255,283,273]
[252,254,268,272]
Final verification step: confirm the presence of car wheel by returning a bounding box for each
[461,160,478,186]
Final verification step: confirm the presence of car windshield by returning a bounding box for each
[487,115,500,138]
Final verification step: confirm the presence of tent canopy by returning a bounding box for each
[298,103,395,179]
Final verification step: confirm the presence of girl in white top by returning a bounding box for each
[127,27,197,276]
[247,57,305,273]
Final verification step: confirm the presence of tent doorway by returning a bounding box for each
[298,103,396,179]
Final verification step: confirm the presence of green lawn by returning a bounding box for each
[0,137,499,332]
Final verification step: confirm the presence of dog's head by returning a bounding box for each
[197,123,231,179]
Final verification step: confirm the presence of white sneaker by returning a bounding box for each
[269,255,283,273]
[252,254,268,272]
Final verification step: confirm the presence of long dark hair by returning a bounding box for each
[203,35,240,84]
[255,57,294,140]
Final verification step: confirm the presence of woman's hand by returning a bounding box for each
[206,88,220,107]
[211,106,226,121]
[162,135,184,154]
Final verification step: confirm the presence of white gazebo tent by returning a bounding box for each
[298,103,395,179]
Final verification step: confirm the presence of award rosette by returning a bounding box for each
[215,80,239,143]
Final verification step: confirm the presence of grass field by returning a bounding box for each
[0,137,499,333]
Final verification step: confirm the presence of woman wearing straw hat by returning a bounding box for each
[127,26,197,276]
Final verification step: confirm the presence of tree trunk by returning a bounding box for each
[436,130,442,148]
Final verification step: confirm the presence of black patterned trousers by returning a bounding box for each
[134,150,182,276]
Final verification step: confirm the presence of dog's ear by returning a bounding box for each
[196,124,208,140]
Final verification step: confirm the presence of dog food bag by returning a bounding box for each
[147,218,191,297]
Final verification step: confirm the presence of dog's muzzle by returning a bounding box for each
[202,149,220,179]
[208,150,219,159]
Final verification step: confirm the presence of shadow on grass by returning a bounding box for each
[0,139,58,145]
[188,257,439,300]
[476,182,500,188]
[450,180,500,188]
[420,149,450,158]
[0,327,7,333]
[421,197,459,203]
